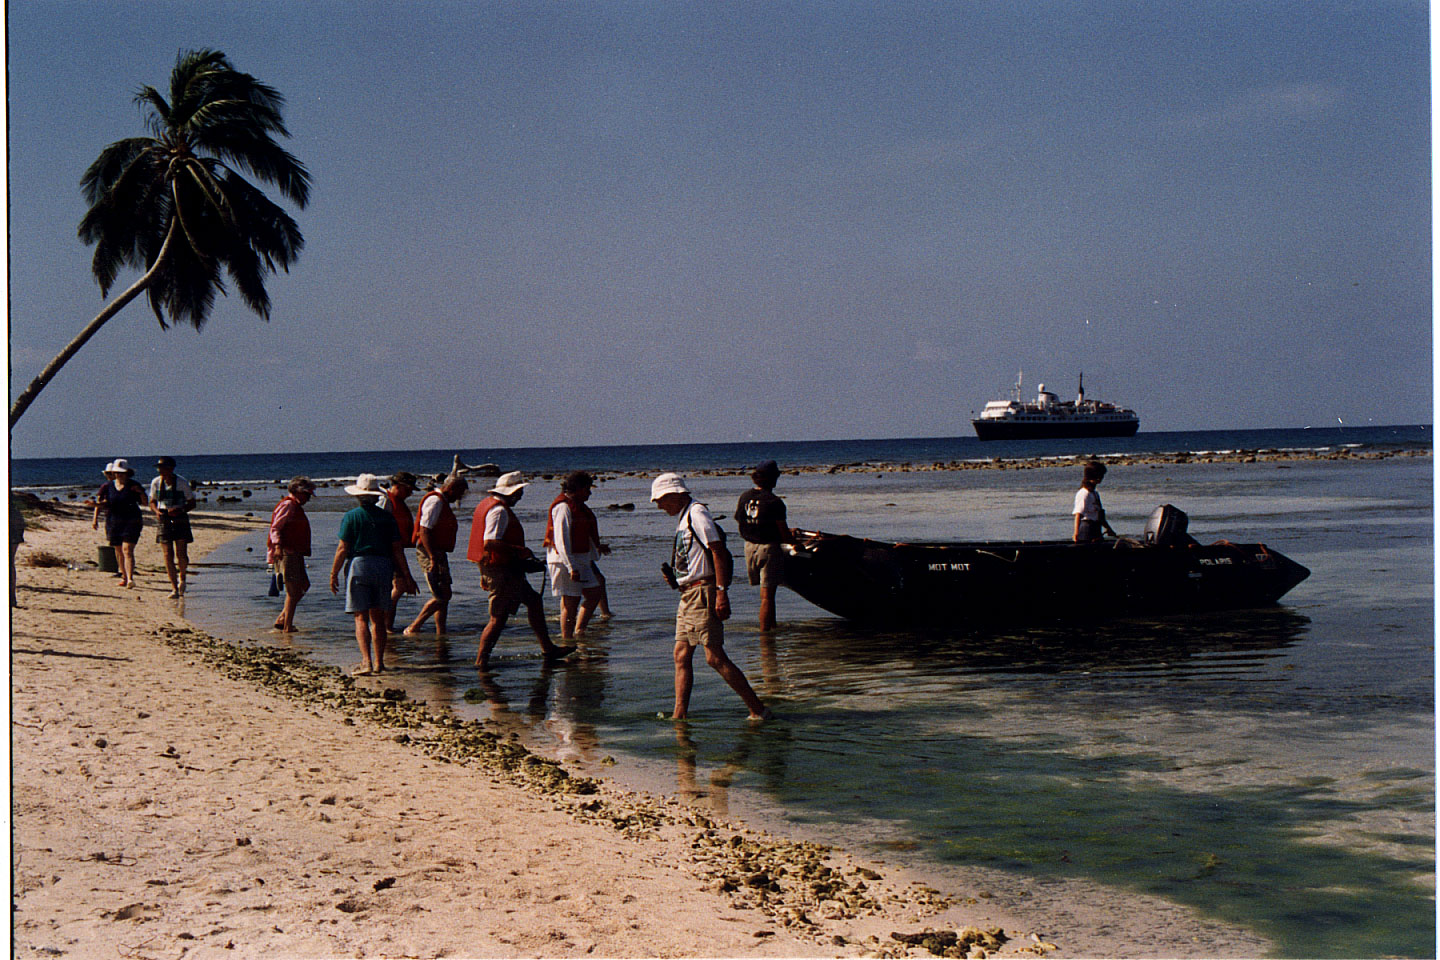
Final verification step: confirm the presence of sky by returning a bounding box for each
[5,0,1432,459]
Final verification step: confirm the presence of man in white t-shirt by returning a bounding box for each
[149,456,196,598]
[650,473,769,721]
[1072,461,1117,542]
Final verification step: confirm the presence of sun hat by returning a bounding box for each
[156,456,176,469]
[102,460,117,475]
[488,471,530,497]
[390,470,419,488]
[109,458,135,476]
[343,473,388,498]
[649,472,690,501]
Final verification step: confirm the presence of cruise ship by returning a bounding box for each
[972,373,1139,440]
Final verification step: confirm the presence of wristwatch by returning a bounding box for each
[716,585,727,592]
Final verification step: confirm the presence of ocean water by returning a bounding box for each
[22,428,1433,957]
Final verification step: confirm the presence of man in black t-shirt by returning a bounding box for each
[735,460,793,630]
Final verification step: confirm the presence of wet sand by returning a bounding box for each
[10,503,1277,958]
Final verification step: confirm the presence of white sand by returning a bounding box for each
[10,507,1269,959]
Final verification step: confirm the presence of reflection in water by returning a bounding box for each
[769,607,1311,683]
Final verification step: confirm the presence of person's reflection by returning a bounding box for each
[472,670,546,740]
[757,632,781,697]
[673,723,756,819]
[545,654,603,764]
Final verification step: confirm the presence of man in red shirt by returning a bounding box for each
[267,476,316,633]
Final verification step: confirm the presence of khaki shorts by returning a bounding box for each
[675,582,723,649]
[279,552,309,596]
[479,563,539,619]
[417,550,452,602]
[744,541,784,589]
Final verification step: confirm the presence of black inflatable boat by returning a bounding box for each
[779,505,1311,625]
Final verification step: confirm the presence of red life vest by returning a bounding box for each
[466,496,525,565]
[542,494,599,553]
[269,495,311,556]
[413,490,458,553]
[386,488,414,545]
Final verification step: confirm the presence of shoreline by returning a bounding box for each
[13,506,1272,958]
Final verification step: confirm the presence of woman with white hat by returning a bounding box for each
[329,473,417,675]
[91,459,147,588]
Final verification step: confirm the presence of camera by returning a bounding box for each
[660,562,679,590]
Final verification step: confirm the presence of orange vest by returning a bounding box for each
[414,490,458,553]
[386,489,414,545]
[466,496,525,565]
[543,494,598,553]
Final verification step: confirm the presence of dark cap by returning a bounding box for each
[156,456,176,469]
[390,470,419,488]
[751,460,780,481]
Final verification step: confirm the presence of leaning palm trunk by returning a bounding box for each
[9,224,176,428]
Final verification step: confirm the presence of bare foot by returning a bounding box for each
[402,626,422,637]
[749,707,774,722]
[543,644,577,662]
[351,664,372,677]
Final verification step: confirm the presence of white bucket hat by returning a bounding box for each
[343,473,388,498]
[106,458,134,476]
[488,471,530,497]
[649,472,690,501]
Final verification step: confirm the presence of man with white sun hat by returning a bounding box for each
[650,472,769,721]
[465,471,576,670]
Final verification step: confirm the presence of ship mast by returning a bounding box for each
[1077,371,1085,404]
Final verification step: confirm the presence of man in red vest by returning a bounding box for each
[403,474,468,637]
[466,471,576,670]
[543,470,611,639]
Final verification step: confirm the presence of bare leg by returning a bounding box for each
[703,644,767,719]
[353,614,374,674]
[526,596,573,659]
[369,608,389,672]
[404,598,440,635]
[161,541,179,595]
[476,613,508,669]
[758,582,778,631]
[120,543,137,587]
[576,586,604,635]
[595,568,613,618]
[277,585,305,632]
[559,595,580,639]
[387,579,403,630]
[175,541,190,595]
[673,641,696,719]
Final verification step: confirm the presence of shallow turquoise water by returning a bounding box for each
[186,457,1434,958]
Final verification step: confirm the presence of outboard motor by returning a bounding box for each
[1144,504,1189,546]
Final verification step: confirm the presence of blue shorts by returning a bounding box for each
[345,555,394,614]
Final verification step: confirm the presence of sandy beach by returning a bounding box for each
[13,503,1279,959]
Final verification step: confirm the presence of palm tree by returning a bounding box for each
[9,49,310,427]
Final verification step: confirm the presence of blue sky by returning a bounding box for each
[6,1,1431,458]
